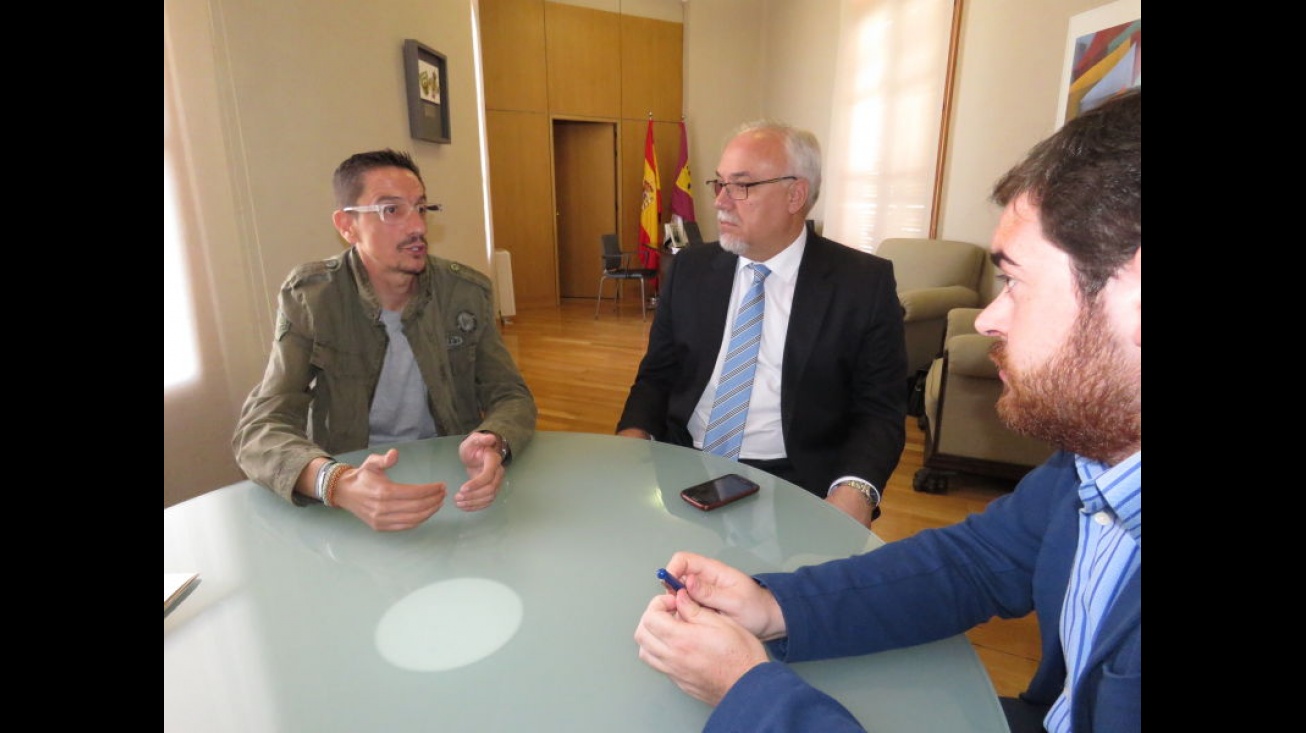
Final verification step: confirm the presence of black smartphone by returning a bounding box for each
[679,473,761,511]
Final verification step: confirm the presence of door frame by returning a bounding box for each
[552,117,620,300]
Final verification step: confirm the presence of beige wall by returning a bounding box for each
[941,0,1107,249]
[756,0,843,229]
[165,0,1121,505]
[680,0,763,244]
[682,0,1108,246]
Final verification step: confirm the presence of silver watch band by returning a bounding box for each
[836,479,880,508]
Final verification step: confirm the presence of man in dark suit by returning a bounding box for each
[616,121,907,528]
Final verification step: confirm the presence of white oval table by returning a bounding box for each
[165,432,1008,732]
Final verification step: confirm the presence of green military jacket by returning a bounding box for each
[233,247,536,504]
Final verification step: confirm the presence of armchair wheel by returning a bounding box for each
[912,468,951,494]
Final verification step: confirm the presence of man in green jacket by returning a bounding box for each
[233,149,536,531]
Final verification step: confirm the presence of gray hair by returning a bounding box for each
[731,120,822,212]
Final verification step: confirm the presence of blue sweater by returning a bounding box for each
[707,451,1141,733]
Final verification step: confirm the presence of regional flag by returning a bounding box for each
[639,119,662,248]
[671,120,696,223]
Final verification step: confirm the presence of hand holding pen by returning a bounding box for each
[636,564,771,707]
[657,567,684,593]
[652,552,788,641]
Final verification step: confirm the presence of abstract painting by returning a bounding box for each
[1056,1,1141,127]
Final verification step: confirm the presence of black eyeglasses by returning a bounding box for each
[705,176,798,201]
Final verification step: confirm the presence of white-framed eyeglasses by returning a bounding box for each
[342,201,443,225]
[704,176,798,201]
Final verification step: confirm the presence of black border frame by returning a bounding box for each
[403,39,450,144]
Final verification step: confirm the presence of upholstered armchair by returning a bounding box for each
[877,238,988,380]
[914,308,1056,493]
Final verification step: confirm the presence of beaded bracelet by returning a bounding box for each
[323,462,349,508]
[314,460,338,503]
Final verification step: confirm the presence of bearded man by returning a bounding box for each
[633,89,1142,733]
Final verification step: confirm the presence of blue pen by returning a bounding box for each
[657,568,684,592]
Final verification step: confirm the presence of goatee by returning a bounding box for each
[720,233,748,256]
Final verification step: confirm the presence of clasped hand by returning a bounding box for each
[333,432,508,531]
[632,551,787,706]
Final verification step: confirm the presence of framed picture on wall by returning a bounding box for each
[1055,0,1141,128]
[404,39,451,144]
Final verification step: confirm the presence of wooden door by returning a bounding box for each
[554,120,618,299]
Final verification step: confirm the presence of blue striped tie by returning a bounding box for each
[702,263,771,459]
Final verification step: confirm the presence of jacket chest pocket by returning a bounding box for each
[311,340,373,379]
[443,330,476,370]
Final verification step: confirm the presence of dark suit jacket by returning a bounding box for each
[709,451,1141,733]
[617,234,908,496]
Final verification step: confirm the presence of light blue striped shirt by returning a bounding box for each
[1046,451,1141,733]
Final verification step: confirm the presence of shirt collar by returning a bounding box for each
[1075,451,1142,547]
[738,227,806,283]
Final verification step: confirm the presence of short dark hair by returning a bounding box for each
[332,149,425,208]
[992,89,1140,300]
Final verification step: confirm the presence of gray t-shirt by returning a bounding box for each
[368,309,438,446]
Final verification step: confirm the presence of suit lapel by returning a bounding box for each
[700,247,737,337]
[785,237,835,393]
[688,248,740,390]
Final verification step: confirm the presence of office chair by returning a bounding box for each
[683,220,704,247]
[595,233,658,320]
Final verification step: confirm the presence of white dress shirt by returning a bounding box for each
[689,230,807,460]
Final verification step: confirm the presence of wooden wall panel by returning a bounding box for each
[481,2,682,304]
[479,0,549,112]
[620,15,683,122]
[545,3,621,118]
[486,109,558,308]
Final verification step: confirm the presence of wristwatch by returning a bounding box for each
[476,430,511,464]
[836,479,881,509]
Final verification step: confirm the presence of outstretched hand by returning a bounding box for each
[454,432,507,511]
[333,448,446,531]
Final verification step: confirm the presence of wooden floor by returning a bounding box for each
[499,298,1041,698]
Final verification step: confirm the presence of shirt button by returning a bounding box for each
[1093,511,1112,526]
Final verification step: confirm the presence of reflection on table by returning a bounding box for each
[165,432,1007,732]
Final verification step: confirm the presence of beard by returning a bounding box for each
[395,235,429,276]
[720,234,748,256]
[718,215,748,255]
[990,304,1140,463]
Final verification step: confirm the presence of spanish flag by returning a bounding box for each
[639,120,661,248]
[638,119,662,289]
[671,120,696,223]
